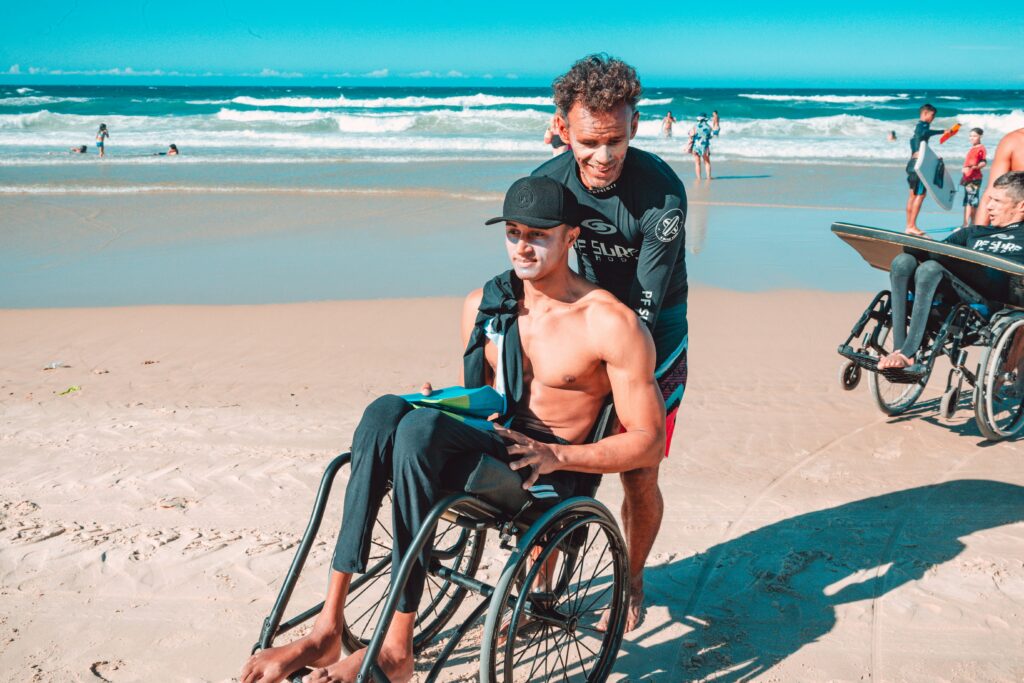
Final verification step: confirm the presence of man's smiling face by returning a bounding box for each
[558,102,638,190]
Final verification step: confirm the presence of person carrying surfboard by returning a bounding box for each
[905,103,952,237]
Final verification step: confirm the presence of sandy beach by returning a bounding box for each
[2,286,1023,682]
[2,153,1023,682]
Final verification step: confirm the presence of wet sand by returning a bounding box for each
[0,159,964,308]
[1,290,1022,682]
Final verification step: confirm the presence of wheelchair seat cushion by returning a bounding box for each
[442,453,601,519]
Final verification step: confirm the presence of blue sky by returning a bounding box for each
[3,1,1023,87]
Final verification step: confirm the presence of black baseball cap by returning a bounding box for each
[485,176,581,229]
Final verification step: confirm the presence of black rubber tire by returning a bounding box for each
[481,502,627,683]
[974,316,1024,441]
[839,361,862,391]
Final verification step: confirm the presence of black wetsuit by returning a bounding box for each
[909,120,943,156]
[906,121,944,194]
[943,223,1024,258]
[531,147,688,365]
[889,223,1024,356]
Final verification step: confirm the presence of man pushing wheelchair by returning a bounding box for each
[241,176,666,683]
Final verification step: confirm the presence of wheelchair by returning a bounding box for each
[251,403,629,682]
[832,222,1024,441]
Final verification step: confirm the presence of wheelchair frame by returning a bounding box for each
[252,405,630,682]
[837,288,1024,440]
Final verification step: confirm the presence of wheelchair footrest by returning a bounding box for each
[838,346,927,384]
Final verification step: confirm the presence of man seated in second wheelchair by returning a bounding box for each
[240,176,666,683]
[879,171,1024,371]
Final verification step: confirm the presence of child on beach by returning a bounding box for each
[95,123,109,157]
[961,128,987,227]
[904,104,950,237]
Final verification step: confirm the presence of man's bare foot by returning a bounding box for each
[241,630,341,683]
[878,352,912,370]
[302,643,414,683]
[595,581,644,633]
[906,227,930,238]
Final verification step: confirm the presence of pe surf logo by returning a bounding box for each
[656,209,683,242]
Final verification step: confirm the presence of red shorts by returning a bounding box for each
[619,349,688,457]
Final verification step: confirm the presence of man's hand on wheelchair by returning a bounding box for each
[495,425,562,489]
[420,382,434,396]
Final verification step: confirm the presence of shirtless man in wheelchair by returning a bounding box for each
[240,176,666,683]
[879,171,1024,372]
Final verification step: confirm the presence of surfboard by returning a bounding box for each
[831,222,1024,307]
[914,141,957,211]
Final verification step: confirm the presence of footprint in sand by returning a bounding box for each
[156,496,195,511]
[89,659,126,681]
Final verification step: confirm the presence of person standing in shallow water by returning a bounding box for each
[687,113,715,180]
[661,111,676,138]
[95,123,109,157]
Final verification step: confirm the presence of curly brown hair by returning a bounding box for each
[552,54,642,116]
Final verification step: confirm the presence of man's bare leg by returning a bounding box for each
[598,462,662,633]
[241,571,350,683]
[907,192,928,236]
[302,611,415,683]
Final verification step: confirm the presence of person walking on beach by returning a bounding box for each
[975,127,1024,226]
[661,111,677,137]
[538,53,689,632]
[904,104,951,236]
[960,128,987,227]
[543,114,568,155]
[95,123,109,157]
[687,112,715,179]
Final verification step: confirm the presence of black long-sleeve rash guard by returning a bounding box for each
[532,147,688,332]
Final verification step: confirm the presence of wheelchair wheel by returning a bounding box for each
[339,489,486,653]
[839,361,861,391]
[481,502,628,683]
[974,315,1024,441]
[868,323,927,415]
[939,386,959,421]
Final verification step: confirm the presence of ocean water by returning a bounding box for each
[0,85,1021,181]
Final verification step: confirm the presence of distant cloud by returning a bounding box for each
[364,68,389,78]
[482,73,494,80]
[505,73,519,80]
[250,68,304,78]
[7,64,20,75]
[16,66,216,77]
[408,69,468,79]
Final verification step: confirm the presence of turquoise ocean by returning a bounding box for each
[1,85,1021,177]
[1,85,1022,307]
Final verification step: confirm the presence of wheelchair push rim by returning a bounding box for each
[482,505,628,683]
[340,489,486,653]
[974,315,1024,441]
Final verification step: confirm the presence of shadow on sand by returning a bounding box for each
[612,479,1024,680]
